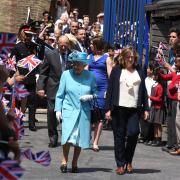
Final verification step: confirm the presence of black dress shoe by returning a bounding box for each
[49,136,58,148]
[35,119,39,123]
[71,166,79,173]
[29,125,37,131]
[60,164,67,173]
[161,146,175,152]
[151,140,162,147]
[48,142,57,148]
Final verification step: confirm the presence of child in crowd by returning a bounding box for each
[148,70,165,146]
[140,62,156,144]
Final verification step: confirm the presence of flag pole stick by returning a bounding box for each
[0,140,8,144]
[24,65,38,77]
[26,7,31,24]
[10,79,16,109]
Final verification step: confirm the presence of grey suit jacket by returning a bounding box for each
[37,49,62,100]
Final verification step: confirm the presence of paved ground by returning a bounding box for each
[20,112,180,180]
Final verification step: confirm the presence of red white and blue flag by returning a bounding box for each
[0,33,16,58]
[1,97,10,108]
[22,149,51,167]
[14,108,24,120]
[6,56,16,71]
[17,54,41,73]
[0,56,6,65]
[0,160,24,180]
[155,42,168,66]
[12,108,25,139]
[14,83,29,100]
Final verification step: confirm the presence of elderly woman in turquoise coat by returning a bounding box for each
[55,51,97,173]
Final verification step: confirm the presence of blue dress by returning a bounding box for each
[88,54,109,109]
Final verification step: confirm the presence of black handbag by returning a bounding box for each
[91,97,104,123]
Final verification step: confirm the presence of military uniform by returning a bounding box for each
[11,41,38,131]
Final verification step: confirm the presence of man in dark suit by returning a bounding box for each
[37,35,71,147]
[73,28,89,53]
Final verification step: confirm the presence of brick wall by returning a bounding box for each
[0,0,51,34]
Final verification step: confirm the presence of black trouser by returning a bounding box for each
[47,98,58,140]
[167,100,177,147]
[112,106,140,168]
[26,85,37,127]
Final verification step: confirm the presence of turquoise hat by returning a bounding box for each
[68,51,89,65]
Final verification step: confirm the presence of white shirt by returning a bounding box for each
[77,41,85,52]
[119,69,141,108]
[145,76,156,107]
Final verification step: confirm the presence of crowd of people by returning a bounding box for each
[0,0,180,176]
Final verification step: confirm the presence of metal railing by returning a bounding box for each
[103,0,153,66]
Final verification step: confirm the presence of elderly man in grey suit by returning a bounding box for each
[37,35,71,147]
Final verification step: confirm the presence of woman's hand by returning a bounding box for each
[163,62,175,72]
[105,110,112,121]
[15,75,25,82]
[79,95,94,102]
[37,90,45,97]
[144,111,149,120]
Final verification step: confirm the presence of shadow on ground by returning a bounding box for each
[77,167,113,173]
[133,168,161,174]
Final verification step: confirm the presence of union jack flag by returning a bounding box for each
[0,160,24,180]
[22,149,51,167]
[17,54,41,73]
[0,33,16,57]
[154,42,168,66]
[2,83,10,94]
[0,57,6,65]
[1,97,10,108]
[12,108,25,139]
[14,107,24,121]
[14,83,29,100]
[6,56,16,71]
[34,150,51,166]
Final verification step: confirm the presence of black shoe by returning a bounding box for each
[138,138,145,143]
[144,141,153,146]
[151,140,162,147]
[49,136,58,148]
[29,125,37,131]
[162,146,173,152]
[143,140,150,145]
[71,166,79,173]
[60,164,67,173]
[48,142,57,148]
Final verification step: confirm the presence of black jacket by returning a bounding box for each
[11,41,38,86]
[106,65,149,111]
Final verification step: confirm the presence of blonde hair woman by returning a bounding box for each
[105,47,149,175]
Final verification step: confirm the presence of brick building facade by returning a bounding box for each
[0,0,51,34]
[0,0,104,34]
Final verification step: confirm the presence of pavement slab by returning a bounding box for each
[20,114,180,180]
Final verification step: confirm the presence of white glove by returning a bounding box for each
[56,111,62,122]
[35,74,39,83]
[79,94,94,102]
